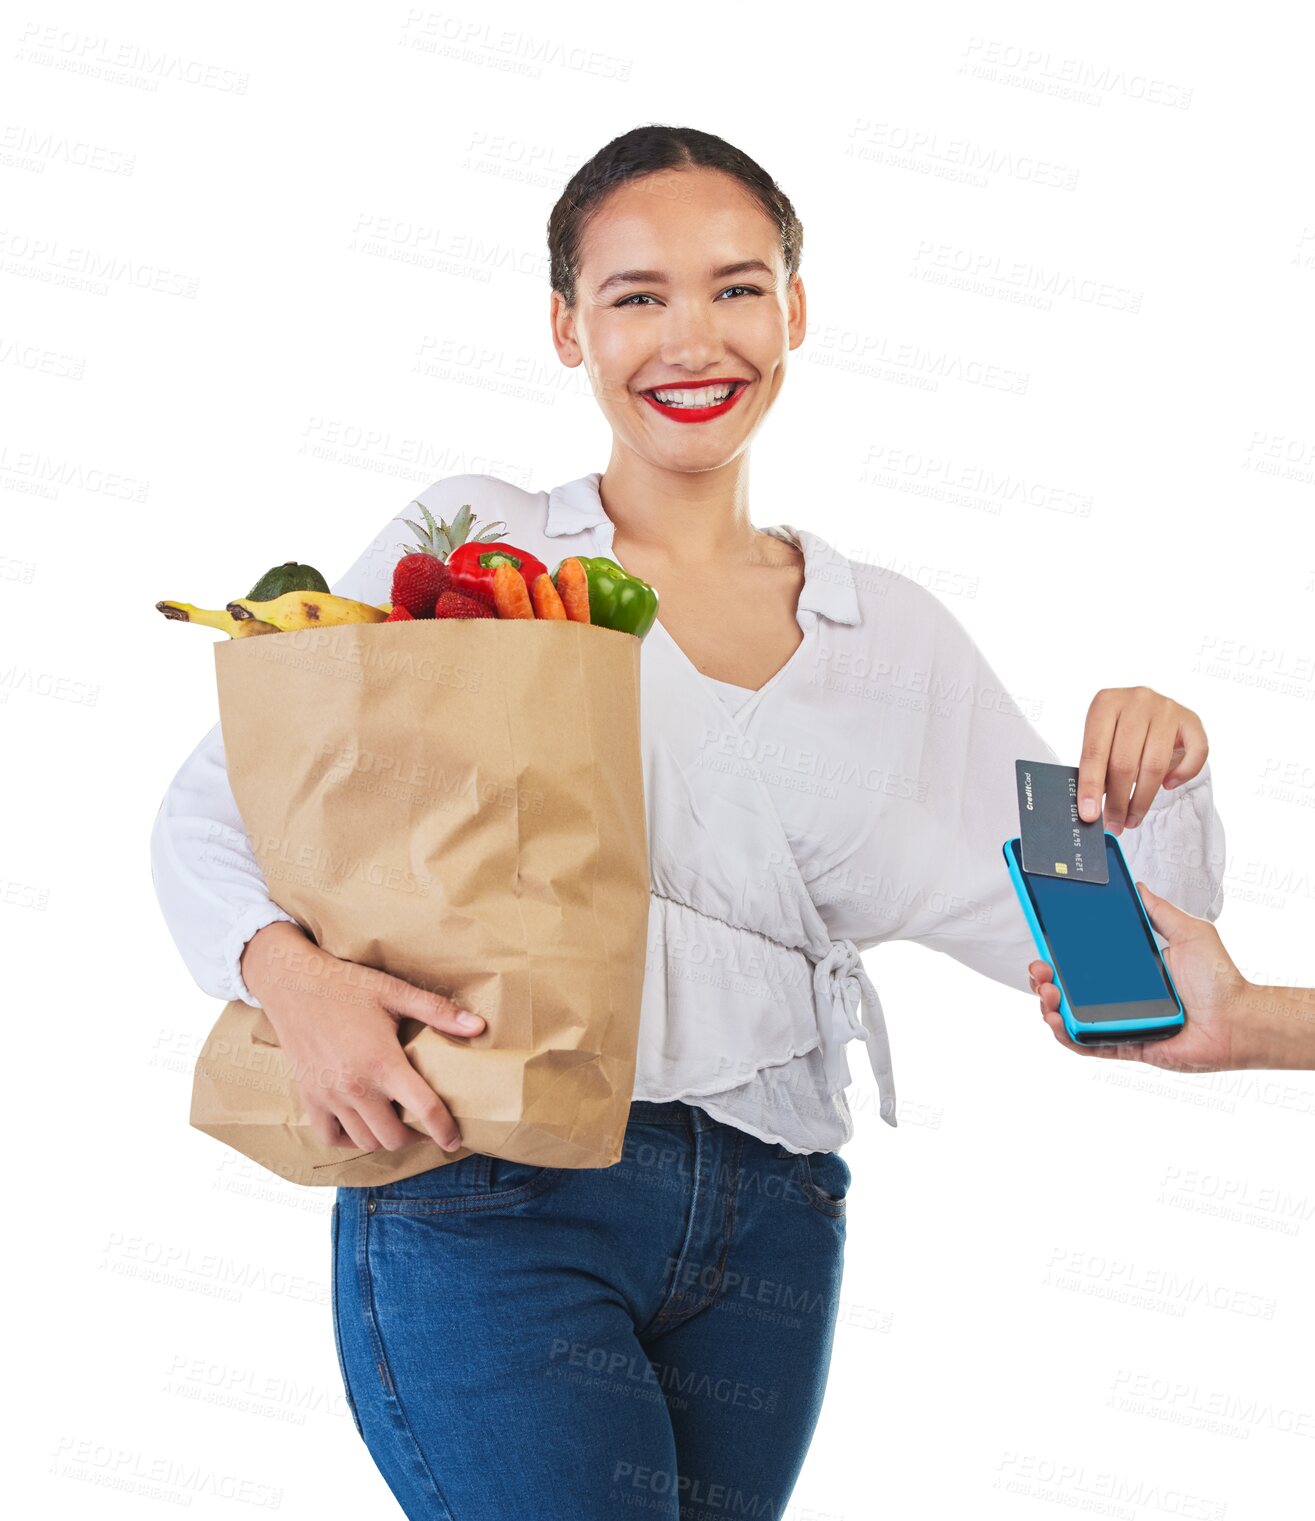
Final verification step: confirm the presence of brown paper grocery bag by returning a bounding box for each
[188,617,650,1188]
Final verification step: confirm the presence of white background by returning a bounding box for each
[5,1,1314,1515]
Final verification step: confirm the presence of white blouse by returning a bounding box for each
[150,471,1227,1156]
[705,675,758,710]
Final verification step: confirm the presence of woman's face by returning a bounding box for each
[550,165,805,473]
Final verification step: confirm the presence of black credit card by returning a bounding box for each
[1015,759,1109,884]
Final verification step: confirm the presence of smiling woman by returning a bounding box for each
[150,122,1227,1521]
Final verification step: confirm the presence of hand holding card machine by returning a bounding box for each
[1004,761,1185,1046]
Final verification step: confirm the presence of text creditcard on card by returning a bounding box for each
[1015,759,1109,884]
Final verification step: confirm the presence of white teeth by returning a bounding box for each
[650,383,738,407]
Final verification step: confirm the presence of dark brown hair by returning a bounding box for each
[547,125,803,307]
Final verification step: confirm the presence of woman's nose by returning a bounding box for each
[655,303,725,370]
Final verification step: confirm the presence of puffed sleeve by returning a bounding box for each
[148,486,442,1007]
[887,587,1226,995]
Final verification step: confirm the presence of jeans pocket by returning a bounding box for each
[484,1156,562,1196]
[329,1204,365,1438]
[799,1150,850,1217]
[366,1151,562,1215]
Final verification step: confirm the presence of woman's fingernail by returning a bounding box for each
[444,1136,462,1152]
[457,1012,482,1028]
[1126,814,1141,829]
[1080,798,1097,820]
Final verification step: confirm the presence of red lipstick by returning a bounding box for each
[638,378,750,424]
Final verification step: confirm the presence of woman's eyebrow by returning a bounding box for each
[595,259,774,294]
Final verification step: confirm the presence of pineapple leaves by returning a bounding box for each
[393,499,509,560]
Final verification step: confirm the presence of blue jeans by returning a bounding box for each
[330,1097,851,1519]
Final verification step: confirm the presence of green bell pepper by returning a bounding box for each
[555,555,659,639]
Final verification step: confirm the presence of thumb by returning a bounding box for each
[1135,882,1194,942]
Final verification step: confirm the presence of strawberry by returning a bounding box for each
[384,604,415,622]
[390,552,451,617]
[433,589,496,619]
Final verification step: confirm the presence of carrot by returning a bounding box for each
[555,557,592,623]
[491,563,534,619]
[530,571,567,620]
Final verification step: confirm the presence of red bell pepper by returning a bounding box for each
[447,539,548,603]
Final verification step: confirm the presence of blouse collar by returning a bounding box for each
[543,472,860,626]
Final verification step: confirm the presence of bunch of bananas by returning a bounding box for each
[156,562,391,637]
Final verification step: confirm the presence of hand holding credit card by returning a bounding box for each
[1071,686,1209,832]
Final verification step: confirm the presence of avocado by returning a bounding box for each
[246,561,330,600]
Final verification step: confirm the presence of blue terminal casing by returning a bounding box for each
[1002,832,1185,1045]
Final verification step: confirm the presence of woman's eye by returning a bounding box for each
[717,284,761,299]
[615,293,656,307]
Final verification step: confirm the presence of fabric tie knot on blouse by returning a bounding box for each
[810,936,896,1122]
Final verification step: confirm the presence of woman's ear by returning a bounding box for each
[787,273,807,351]
[549,289,584,368]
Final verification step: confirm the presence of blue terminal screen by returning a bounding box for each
[1017,839,1171,1007]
